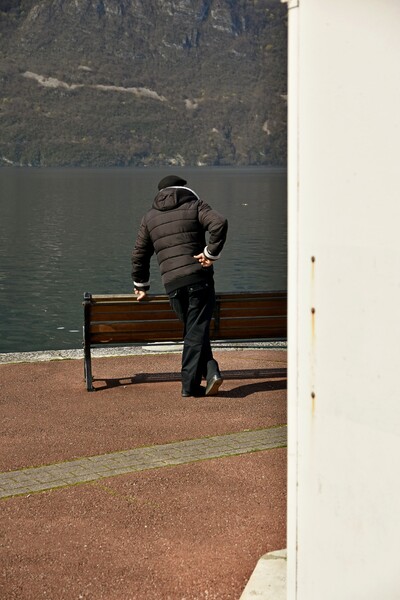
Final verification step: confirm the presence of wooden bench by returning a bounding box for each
[83,290,287,391]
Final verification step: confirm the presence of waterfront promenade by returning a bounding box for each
[0,345,287,599]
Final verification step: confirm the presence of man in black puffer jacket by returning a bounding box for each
[131,175,228,397]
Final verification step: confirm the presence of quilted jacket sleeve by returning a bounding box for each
[131,216,154,290]
[197,200,228,260]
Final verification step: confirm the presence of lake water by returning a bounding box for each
[0,167,287,353]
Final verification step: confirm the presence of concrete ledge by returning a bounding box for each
[0,341,286,365]
[240,549,287,599]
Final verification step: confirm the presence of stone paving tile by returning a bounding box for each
[0,426,287,499]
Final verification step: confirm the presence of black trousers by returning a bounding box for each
[168,281,219,394]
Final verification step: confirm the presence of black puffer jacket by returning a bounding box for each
[131,186,228,294]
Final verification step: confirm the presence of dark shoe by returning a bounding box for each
[205,373,223,396]
[181,386,206,398]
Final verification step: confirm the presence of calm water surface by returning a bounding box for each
[0,167,287,352]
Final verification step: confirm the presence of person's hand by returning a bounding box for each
[134,288,148,301]
[194,253,213,268]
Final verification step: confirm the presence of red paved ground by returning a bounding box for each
[0,350,287,599]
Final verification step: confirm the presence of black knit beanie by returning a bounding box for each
[157,175,187,190]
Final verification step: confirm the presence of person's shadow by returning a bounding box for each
[216,379,286,398]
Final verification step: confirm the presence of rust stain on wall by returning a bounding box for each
[311,256,316,416]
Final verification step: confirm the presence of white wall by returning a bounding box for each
[287,1,400,598]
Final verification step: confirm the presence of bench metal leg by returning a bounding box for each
[84,345,94,391]
[83,292,94,391]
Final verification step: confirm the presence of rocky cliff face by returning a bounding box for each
[0,0,287,167]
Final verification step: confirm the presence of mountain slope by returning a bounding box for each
[0,0,287,167]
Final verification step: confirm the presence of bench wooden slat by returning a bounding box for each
[215,317,287,339]
[90,301,286,320]
[90,307,177,321]
[215,292,285,300]
[91,294,167,302]
[89,295,285,304]
[90,320,182,335]
[90,316,284,337]
[91,331,183,344]
[219,306,286,318]
[90,292,285,303]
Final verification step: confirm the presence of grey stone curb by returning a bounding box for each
[0,426,287,499]
[0,341,287,365]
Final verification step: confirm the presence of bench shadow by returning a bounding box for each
[92,368,287,392]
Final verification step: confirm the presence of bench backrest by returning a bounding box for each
[84,291,287,346]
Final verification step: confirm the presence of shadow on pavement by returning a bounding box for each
[91,368,287,391]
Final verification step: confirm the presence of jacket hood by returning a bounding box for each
[152,186,199,211]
